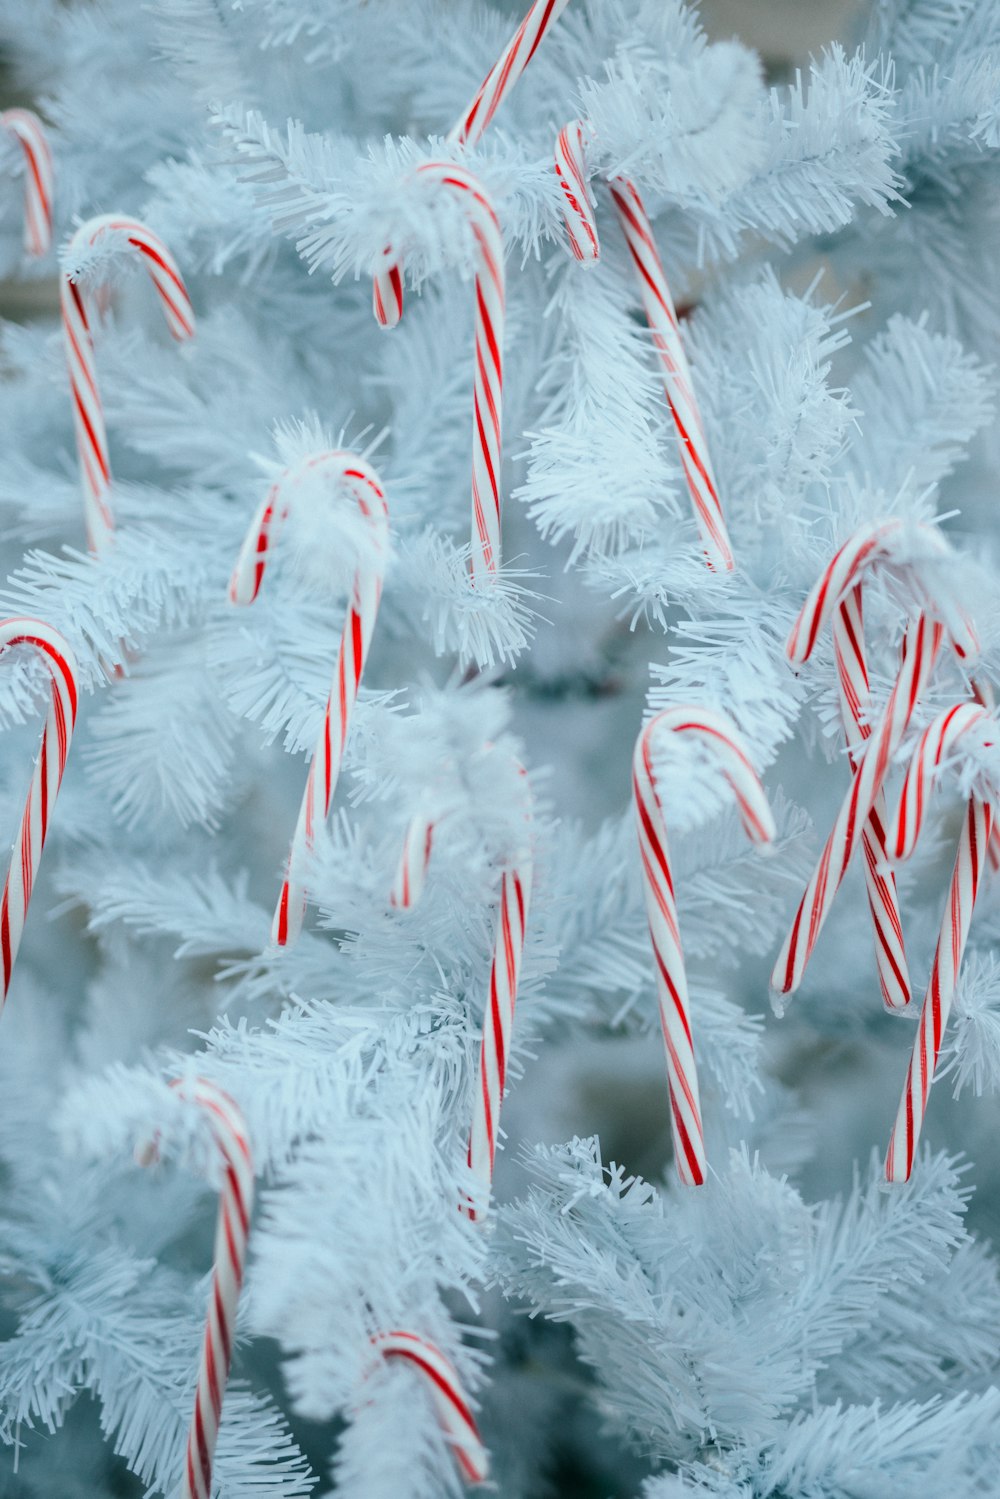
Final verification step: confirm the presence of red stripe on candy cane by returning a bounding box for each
[884,705,996,1181]
[633,707,775,1186]
[372,1332,488,1485]
[373,163,504,583]
[448,0,573,148]
[2,109,54,257]
[60,214,195,553]
[229,451,389,946]
[0,619,78,1005]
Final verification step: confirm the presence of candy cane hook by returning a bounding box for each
[373,163,504,582]
[0,619,78,1005]
[143,1080,253,1499]
[449,0,574,148]
[884,704,996,1182]
[633,707,775,1186]
[60,214,195,553]
[229,451,389,946]
[771,522,976,1004]
[372,1332,488,1485]
[1,109,53,257]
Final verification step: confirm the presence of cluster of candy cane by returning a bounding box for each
[60,214,195,552]
[553,121,734,572]
[632,707,775,1185]
[0,619,79,1005]
[770,521,977,1006]
[1,108,53,257]
[388,760,532,1219]
[137,1080,254,1499]
[371,1332,488,1485]
[229,451,390,946]
[884,704,997,1182]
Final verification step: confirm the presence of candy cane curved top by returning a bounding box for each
[448,0,574,148]
[60,214,195,553]
[166,1078,254,1499]
[373,163,504,582]
[1,109,54,257]
[0,618,79,1005]
[633,707,775,1185]
[786,519,977,667]
[230,450,389,946]
[372,1331,488,1485]
[890,702,993,863]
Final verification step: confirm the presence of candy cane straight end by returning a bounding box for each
[554,120,600,265]
[449,0,574,149]
[2,108,54,258]
[374,1332,489,1486]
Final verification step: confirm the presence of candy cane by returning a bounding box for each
[830,585,911,1011]
[884,704,995,1181]
[554,119,599,264]
[373,163,504,582]
[771,522,976,1004]
[633,707,775,1186]
[60,214,195,553]
[372,1332,488,1485]
[449,0,574,148]
[389,810,436,909]
[0,619,78,1005]
[971,677,1000,872]
[1,109,53,257]
[229,451,389,946]
[149,1080,253,1499]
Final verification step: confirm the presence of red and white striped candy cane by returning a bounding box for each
[554,120,599,264]
[0,619,78,1005]
[884,704,995,1181]
[609,178,733,572]
[1,109,53,257]
[60,214,195,553]
[229,451,389,946]
[372,1331,488,1485]
[373,163,504,582]
[633,707,775,1186]
[449,0,574,148]
[971,677,1000,872]
[389,809,436,909]
[169,1079,253,1499]
[830,584,911,1011]
[771,521,976,1002]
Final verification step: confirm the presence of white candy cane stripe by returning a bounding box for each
[60,214,195,553]
[465,762,532,1220]
[884,705,995,1181]
[389,811,436,909]
[554,120,599,264]
[373,1332,488,1485]
[609,178,733,573]
[772,612,945,1002]
[633,708,775,1186]
[1,109,54,257]
[173,1079,254,1499]
[229,451,389,946]
[0,619,78,1005]
[832,585,911,1011]
[373,163,504,581]
[448,0,574,148]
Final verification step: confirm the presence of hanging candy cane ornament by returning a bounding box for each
[1,109,54,257]
[771,522,977,1004]
[372,1332,488,1485]
[884,704,996,1182]
[554,119,599,264]
[60,214,195,553]
[147,1080,253,1499]
[971,677,1000,872]
[633,708,776,1186]
[373,164,504,582]
[0,619,78,1005]
[229,451,389,946]
[830,585,911,1011]
[389,809,437,909]
[449,0,574,148]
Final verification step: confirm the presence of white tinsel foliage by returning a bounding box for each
[0,0,998,1495]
